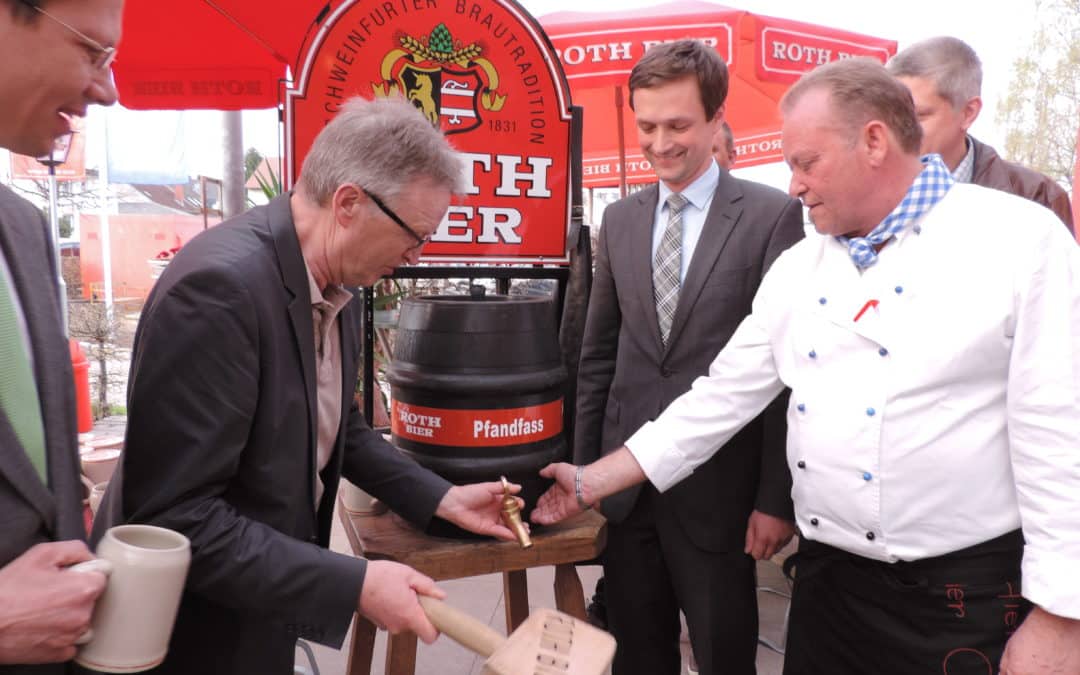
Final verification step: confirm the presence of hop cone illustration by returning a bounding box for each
[429,23,454,55]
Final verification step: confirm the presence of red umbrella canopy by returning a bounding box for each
[114,0,332,110]
[540,0,896,187]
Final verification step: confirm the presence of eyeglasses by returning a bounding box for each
[362,188,430,250]
[31,5,117,71]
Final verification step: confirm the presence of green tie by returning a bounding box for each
[0,265,48,483]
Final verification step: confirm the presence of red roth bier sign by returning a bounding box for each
[285,0,574,264]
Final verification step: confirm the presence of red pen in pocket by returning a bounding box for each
[854,299,879,322]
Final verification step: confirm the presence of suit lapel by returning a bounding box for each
[0,189,61,526]
[628,186,665,353]
[665,174,741,351]
[268,194,319,497]
[0,413,55,524]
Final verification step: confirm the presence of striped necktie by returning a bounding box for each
[0,266,48,483]
[653,192,689,345]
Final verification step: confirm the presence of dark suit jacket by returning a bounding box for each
[0,185,84,675]
[575,171,803,551]
[91,194,452,675]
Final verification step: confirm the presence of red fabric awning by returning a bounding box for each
[113,0,331,110]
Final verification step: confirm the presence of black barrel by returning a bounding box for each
[387,293,567,537]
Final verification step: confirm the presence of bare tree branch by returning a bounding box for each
[997,0,1080,189]
[68,301,123,419]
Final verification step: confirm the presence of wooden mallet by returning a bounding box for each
[418,595,616,675]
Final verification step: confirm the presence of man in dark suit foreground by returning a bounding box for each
[0,0,121,670]
[92,96,523,674]
[572,40,803,675]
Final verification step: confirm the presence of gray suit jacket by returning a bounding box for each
[0,185,84,675]
[575,171,804,550]
[91,194,451,675]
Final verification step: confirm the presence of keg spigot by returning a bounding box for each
[499,476,532,549]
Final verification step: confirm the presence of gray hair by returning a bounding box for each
[298,96,464,206]
[781,57,923,155]
[886,36,982,109]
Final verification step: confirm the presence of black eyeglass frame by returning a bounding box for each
[362,188,429,250]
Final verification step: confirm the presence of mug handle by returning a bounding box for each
[68,559,114,645]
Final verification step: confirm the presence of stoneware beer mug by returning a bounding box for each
[80,448,121,485]
[71,524,191,673]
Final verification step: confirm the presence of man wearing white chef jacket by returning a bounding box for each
[532,57,1080,675]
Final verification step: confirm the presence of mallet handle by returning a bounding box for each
[417,595,504,658]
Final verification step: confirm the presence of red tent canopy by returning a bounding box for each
[540,1,897,188]
[113,0,330,110]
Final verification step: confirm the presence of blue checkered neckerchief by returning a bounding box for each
[839,153,954,269]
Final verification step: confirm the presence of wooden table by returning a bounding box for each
[337,500,607,675]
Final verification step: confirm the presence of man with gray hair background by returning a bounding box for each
[886,36,1073,231]
[92,96,524,674]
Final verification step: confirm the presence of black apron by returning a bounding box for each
[782,530,1030,675]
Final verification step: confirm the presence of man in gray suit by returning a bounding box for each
[573,40,803,675]
[0,0,121,670]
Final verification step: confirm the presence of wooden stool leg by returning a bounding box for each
[503,569,530,633]
[385,632,418,675]
[553,563,587,620]
[347,615,377,675]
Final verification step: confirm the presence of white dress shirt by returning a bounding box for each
[652,161,719,282]
[626,183,1080,619]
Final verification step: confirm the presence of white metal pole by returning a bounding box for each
[223,110,245,218]
[46,165,69,334]
[98,112,114,322]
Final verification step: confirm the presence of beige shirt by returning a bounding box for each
[304,265,353,507]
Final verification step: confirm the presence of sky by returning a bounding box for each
[57,0,1045,195]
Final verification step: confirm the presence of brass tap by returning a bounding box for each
[499,476,532,549]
